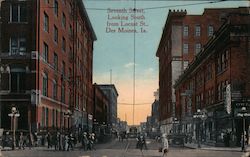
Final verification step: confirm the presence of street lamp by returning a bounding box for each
[193,109,207,148]
[64,109,72,133]
[173,118,179,134]
[8,106,20,150]
[238,107,247,152]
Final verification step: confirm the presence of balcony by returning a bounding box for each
[0,50,30,59]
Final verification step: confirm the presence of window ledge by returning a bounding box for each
[8,22,29,24]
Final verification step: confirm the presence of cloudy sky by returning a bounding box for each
[84,0,249,125]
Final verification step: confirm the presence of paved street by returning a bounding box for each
[1,138,248,157]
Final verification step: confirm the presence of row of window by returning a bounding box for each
[42,72,66,103]
[41,107,66,128]
[183,43,201,55]
[42,71,87,110]
[183,25,214,37]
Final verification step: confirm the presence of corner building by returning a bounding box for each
[175,11,250,146]
[156,7,247,136]
[0,0,96,133]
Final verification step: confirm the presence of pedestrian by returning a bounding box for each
[46,132,52,149]
[161,133,169,157]
[33,132,38,147]
[68,133,74,151]
[82,132,88,151]
[65,134,69,151]
[19,132,25,149]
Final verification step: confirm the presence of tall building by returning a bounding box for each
[156,7,246,135]
[98,84,118,129]
[93,83,109,138]
[0,0,96,133]
[174,11,250,146]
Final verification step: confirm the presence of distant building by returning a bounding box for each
[0,0,96,133]
[156,7,248,136]
[98,84,119,129]
[93,83,109,136]
[174,12,250,146]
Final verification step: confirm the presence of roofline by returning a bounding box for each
[79,0,97,41]
[95,84,119,96]
[156,10,187,57]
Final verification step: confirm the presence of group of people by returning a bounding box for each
[2,131,97,152]
[81,132,96,151]
[46,132,76,151]
[2,131,38,149]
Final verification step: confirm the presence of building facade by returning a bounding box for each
[156,7,247,136]
[0,0,96,133]
[98,84,119,130]
[93,83,109,138]
[174,11,250,146]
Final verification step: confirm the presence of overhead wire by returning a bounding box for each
[84,0,228,11]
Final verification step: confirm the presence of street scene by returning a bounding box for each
[0,0,250,157]
[1,138,248,157]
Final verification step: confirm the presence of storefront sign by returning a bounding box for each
[225,84,231,114]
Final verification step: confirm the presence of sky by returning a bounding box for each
[83,0,249,125]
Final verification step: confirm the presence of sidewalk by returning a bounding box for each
[184,142,250,152]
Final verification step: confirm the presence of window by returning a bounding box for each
[10,4,27,22]
[42,73,48,96]
[195,25,201,36]
[53,52,58,70]
[20,5,27,22]
[52,80,57,100]
[69,25,73,37]
[222,50,229,69]
[183,26,189,37]
[52,109,55,127]
[62,37,66,52]
[55,110,58,127]
[54,0,58,16]
[10,37,26,55]
[69,67,72,78]
[183,61,189,70]
[11,4,18,22]
[54,25,58,43]
[43,42,48,62]
[44,12,49,32]
[195,43,201,54]
[45,108,49,127]
[62,61,65,76]
[183,43,188,54]
[206,64,212,81]
[44,0,49,4]
[61,83,65,103]
[208,25,214,36]
[41,107,45,127]
[62,13,66,28]
[10,68,26,93]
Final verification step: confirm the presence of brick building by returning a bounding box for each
[156,7,247,136]
[93,83,109,138]
[0,0,96,133]
[174,12,250,146]
[98,84,119,130]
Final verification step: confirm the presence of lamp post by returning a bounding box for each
[239,107,247,152]
[8,106,20,150]
[173,118,179,134]
[64,109,72,133]
[193,109,207,148]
